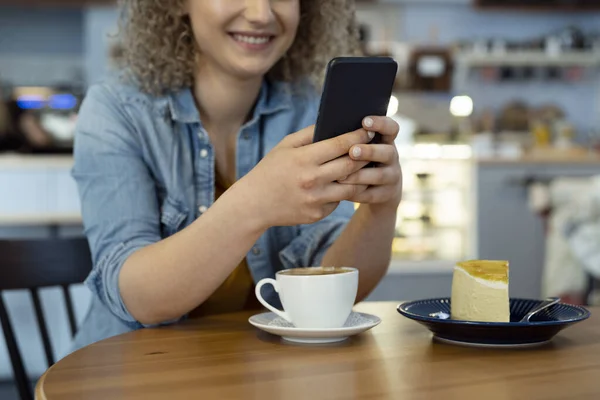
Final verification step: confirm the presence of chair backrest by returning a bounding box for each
[0,237,92,400]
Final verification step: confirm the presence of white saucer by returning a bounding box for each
[248,311,381,344]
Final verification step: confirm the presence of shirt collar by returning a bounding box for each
[166,79,293,124]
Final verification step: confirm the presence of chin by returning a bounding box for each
[229,61,278,81]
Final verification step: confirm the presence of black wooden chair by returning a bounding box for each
[0,238,92,400]
[585,275,600,306]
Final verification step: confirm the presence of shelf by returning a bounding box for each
[0,154,74,169]
[455,51,600,68]
[0,213,82,226]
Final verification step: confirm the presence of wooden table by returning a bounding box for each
[36,302,600,400]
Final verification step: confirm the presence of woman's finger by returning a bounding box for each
[339,165,400,186]
[306,128,374,164]
[319,155,369,182]
[348,144,397,164]
[347,184,397,204]
[362,116,399,144]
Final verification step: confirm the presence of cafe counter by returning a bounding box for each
[0,154,81,228]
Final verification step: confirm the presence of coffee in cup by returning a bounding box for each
[255,266,358,329]
[278,266,349,276]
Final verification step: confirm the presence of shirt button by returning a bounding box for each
[242,133,251,140]
[199,149,208,158]
[252,247,261,256]
[198,205,208,213]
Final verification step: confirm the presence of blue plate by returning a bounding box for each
[397,298,590,348]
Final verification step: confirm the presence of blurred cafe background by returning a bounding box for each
[3,0,600,398]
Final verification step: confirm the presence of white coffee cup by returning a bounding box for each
[255,266,358,329]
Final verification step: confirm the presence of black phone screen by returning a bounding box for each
[313,57,398,144]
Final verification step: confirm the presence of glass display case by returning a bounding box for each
[391,144,475,262]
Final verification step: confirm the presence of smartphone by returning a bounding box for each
[313,57,398,144]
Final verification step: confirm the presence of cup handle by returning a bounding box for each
[255,278,292,323]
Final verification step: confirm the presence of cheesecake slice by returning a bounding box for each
[451,260,510,322]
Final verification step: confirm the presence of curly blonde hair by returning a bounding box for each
[115,0,361,95]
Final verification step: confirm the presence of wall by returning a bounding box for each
[0,6,83,55]
[358,3,600,138]
[404,5,600,137]
[83,6,119,86]
[0,6,84,86]
[0,5,119,87]
[400,6,600,44]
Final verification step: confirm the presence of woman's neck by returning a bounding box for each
[193,63,263,137]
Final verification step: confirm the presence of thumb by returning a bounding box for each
[281,125,315,148]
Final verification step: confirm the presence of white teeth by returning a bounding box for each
[233,34,270,45]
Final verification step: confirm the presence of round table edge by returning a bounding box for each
[35,365,52,400]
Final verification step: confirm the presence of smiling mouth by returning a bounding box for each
[229,33,275,47]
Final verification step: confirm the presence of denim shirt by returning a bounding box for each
[70,77,354,351]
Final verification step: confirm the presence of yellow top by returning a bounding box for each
[456,260,509,283]
[188,172,261,318]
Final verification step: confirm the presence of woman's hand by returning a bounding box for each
[238,125,374,229]
[338,116,402,208]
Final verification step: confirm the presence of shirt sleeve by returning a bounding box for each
[71,83,166,328]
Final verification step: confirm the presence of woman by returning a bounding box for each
[71,0,402,350]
